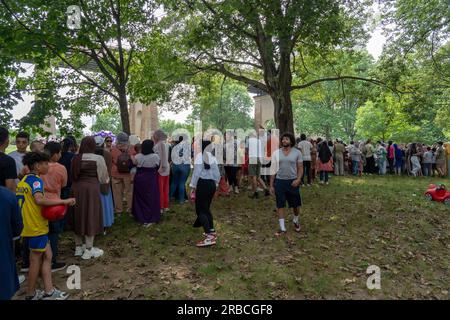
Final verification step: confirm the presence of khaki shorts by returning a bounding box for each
[248,161,261,176]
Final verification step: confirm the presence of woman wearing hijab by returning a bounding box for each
[318,140,333,185]
[190,140,221,247]
[70,136,109,260]
[131,140,161,227]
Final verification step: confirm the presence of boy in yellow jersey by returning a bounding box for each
[17,152,75,300]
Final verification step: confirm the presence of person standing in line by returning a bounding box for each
[71,137,109,260]
[0,127,18,192]
[248,132,269,199]
[333,139,345,176]
[318,140,333,185]
[94,136,114,235]
[444,142,450,177]
[104,136,113,153]
[41,142,68,272]
[386,141,395,174]
[131,140,161,226]
[153,130,170,214]
[18,152,75,300]
[363,139,375,174]
[435,141,446,177]
[269,133,303,236]
[297,134,312,185]
[0,186,23,300]
[224,131,241,194]
[422,147,433,177]
[190,140,221,247]
[348,141,361,176]
[410,143,422,177]
[110,132,134,216]
[376,141,387,175]
[170,135,191,204]
[8,131,29,184]
[394,144,403,175]
[310,139,317,183]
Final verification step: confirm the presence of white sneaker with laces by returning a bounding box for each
[81,247,103,260]
[42,288,69,300]
[25,290,44,300]
[74,245,86,257]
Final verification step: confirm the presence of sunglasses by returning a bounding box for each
[105,140,112,143]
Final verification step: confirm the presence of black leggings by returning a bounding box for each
[224,166,240,187]
[195,178,216,234]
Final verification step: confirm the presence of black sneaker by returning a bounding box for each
[51,262,67,273]
[264,189,270,197]
[294,222,301,233]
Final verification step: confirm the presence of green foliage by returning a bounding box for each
[188,76,253,132]
[159,119,194,139]
[91,105,123,134]
[293,50,375,140]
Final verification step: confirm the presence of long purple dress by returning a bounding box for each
[132,167,161,223]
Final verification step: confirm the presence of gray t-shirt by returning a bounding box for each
[423,151,433,164]
[271,148,303,180]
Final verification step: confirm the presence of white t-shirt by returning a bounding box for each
[248,137,262,159]
[297,140,312,161]
[8,150,25,175]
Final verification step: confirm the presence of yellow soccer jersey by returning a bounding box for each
[16,174,49,237]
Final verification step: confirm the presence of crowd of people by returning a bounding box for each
[1,125,449,300]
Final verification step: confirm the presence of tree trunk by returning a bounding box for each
[118,87,130,135]
[271,89,294,134]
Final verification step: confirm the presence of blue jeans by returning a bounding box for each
[170,164,190,203]
[352,160,359,175]
[320,171,329,182]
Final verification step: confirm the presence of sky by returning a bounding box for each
[11,8,387,129]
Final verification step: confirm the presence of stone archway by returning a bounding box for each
[253,94,274,130]
[129,101,159,140]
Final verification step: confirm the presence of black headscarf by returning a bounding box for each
[318,141,332,163]
[141,140,155,155]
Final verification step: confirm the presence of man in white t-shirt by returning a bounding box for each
[8,131,29,183]
[297,134,312,186]
[248,132,268,199]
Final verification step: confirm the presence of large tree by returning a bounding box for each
[0,0,159,134]
[162,0,383,133]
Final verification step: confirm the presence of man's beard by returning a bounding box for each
[282,143,290,148]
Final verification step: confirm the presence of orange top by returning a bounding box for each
[41,162,68,200]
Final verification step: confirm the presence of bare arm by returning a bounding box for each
[5,179,16,193]
[34,192,75,206]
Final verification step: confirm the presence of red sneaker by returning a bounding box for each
[275,230,287,237]
[196,236,216,247]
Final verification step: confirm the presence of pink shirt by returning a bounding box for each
[41,162,68,200]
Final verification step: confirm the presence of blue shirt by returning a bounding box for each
[189,152,221,188]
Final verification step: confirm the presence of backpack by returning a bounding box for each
[117,150,131,173]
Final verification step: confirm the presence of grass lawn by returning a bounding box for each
[14,175,450,300]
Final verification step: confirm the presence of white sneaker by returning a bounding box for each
[81,247,103,260]
[42,288,69,300]
[18,275,26,285]
[74,245,86,257]
[143,223,154,228]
